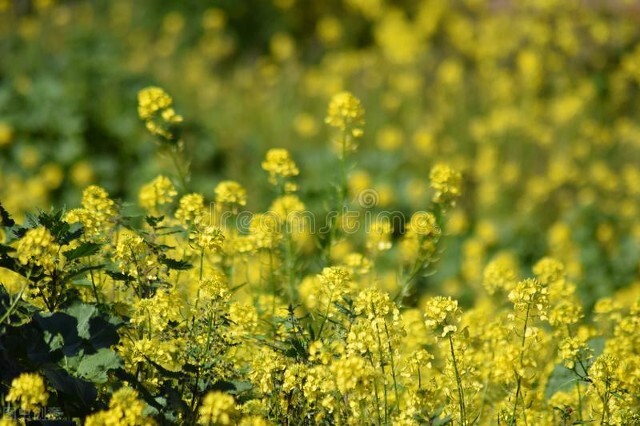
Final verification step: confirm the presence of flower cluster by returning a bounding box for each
[4,373,49,412]
[325,91,365,136]
[326,91,365,156]
[214,180,247,207]
[2,64,640,425]
[261,148,299,188]
[139,175,178,214]
[85,387,155,426]
[64,185,118,239]
[137,86,183,141]
[14,226,60,273]
[429,163,462,207]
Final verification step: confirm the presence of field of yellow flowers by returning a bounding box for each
[1,0,640,425]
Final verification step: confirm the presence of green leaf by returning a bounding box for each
[66,264,105,281]
[76,348,122,384]
[158,256,192,270]
[64,242,101,261]
[0,202,15,227]
[65,303,97,340]
[145,215,165,228]
[545,363,579,399]
[106,270,134,282]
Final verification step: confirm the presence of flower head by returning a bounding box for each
[5,373,49,412]
[325,91,365,137]
[137,86,183,141]
[190,225,225,252]
[423,296,462,337]
[85,387,155,426]
[408,211,439,237]
[366,219,393,252]
[214,181,247,207]
[198,391,237,425]
[14,226,61,272]
[249,213,282,249]
[139,175,177,213]
[175,193,206,226]
[261,148,299,186]
[430,163,462,206]
[508,278,549,321]
[326,91,365,156]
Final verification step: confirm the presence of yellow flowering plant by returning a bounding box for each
[1,73,640,425]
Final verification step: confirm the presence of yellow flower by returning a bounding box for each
[532,257,565,285]
[138,86,175,120]
[175,193,206,225]
[365,219,392,252]
[325,91,365,156]
[198,391,237,425]
[408,211,439,237]
[85,387,155,426]
[139,175,178,213]
[325,91,365,136]
[190,225,225,252]
[317,266,352,297]
[423,296,462,337]
[508,278,549,321]
[482,252,519,295]
[261,148,299,186]
[429,163,462,206]
[249,213,282,249]
[5,373,48,412]
[64,185,118,239]
[14,226,61,272]
[214,180,247,206]
[269,194,305,222]
[137,86,183,140]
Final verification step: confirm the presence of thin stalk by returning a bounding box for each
[0,281,28,325]
[199,248,204,280]
[285,227,296,306]
[375,329,389,424]
[576,374,583,423]
[512,302,532,425]
[316,286,335,339]
[449,334,467,426]
[366,354,383,426]
[167,146,189,192]
[383,322,400,409]
[89,267,101,305]
[322,131,349,265]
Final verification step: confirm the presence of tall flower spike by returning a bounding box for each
[325,91,365,136]
[261,148,299,188]
[137,86,183,142]
[325,91,365,155]
[430,163,462,207]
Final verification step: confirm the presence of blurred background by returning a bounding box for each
[1,0,639,309]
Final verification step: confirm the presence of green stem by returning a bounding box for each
[576,380,583,424]
[199,248,204,280]
[383,322,400,410]
[512,302,532,425]
[285,227,296,306]
[316,286,335,339]
[366,354,383,426]
[375,329,389,424]
[167,146,189,192]
[449,334,467,426]
[322,130,349,266]
[0,281,28,325]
